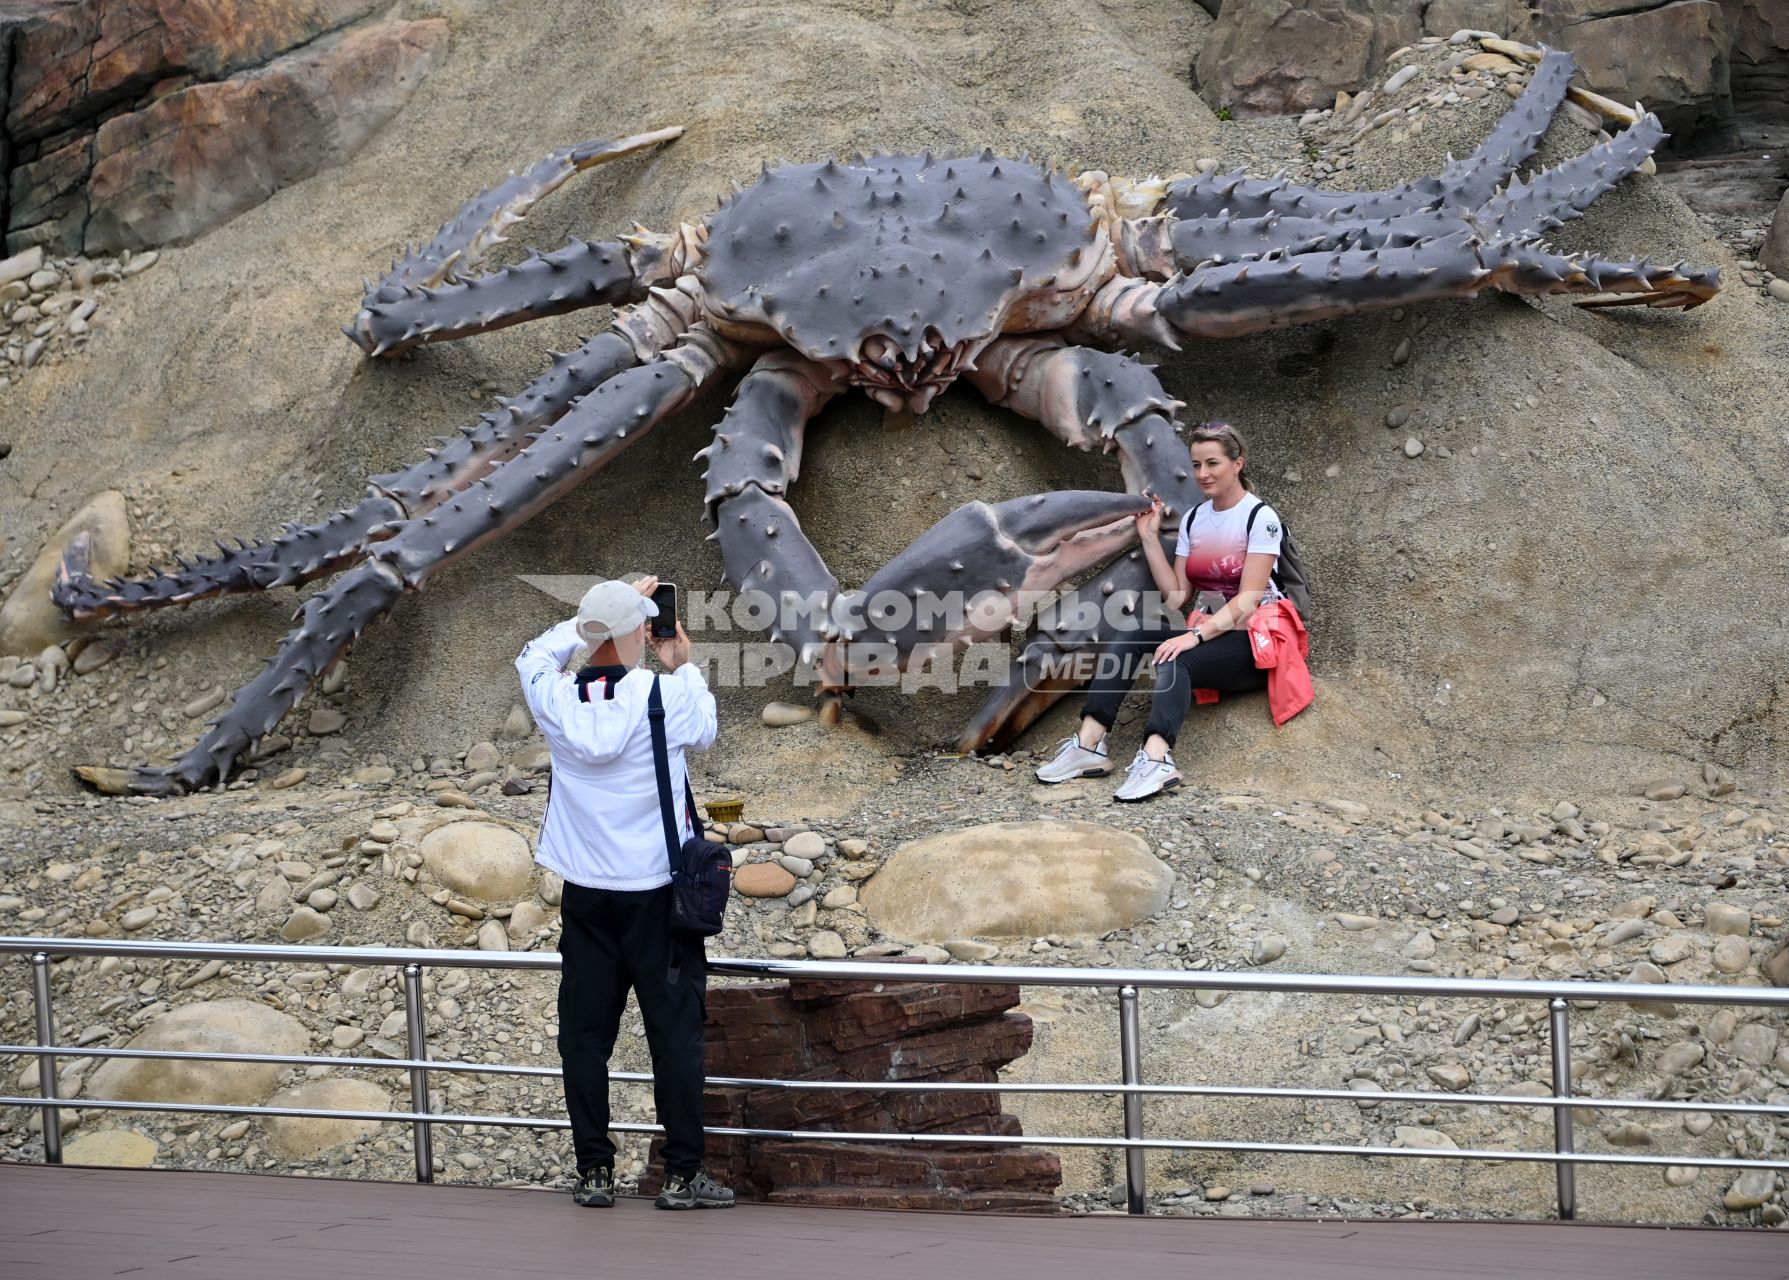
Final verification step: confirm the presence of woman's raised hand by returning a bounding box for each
[1135,493,1165,540]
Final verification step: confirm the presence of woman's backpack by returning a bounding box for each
[1244,499,1314,621]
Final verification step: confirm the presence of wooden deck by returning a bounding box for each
[2,1163,1785,1279]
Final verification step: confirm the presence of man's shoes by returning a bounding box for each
[1113,749,1182,802]
[572,1165,616,1207]
[1035,735,1113,783]
[655,1168,735,1210]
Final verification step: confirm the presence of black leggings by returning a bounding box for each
[1080,622,1265,749]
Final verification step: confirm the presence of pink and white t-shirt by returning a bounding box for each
[1175,496,1283,604]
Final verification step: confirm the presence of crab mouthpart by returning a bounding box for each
[849,332,980,413]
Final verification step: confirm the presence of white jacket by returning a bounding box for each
[515,619,717,891]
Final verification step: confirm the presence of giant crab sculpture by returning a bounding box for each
[55,46,1718,796]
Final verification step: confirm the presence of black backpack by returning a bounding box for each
[1184,496,1313,621]
[644,677,733,940]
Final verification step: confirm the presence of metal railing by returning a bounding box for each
[4,935,1788,1220]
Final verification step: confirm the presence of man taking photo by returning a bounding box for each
[515,574,733,1211]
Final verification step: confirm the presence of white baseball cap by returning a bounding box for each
[575,578,658,645]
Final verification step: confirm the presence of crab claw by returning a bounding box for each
[832,490,1146,672]
[51,531,100,621]
[956,546,1164,754]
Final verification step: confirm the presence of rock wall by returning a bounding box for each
[640,966,1063,1211]
[1196,0,1788,149]
[0,0,446,255]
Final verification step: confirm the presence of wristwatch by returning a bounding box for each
[1190,628,1205,645]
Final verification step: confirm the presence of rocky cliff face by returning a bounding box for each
[0,1,446,255]
[1196,0,1789,153]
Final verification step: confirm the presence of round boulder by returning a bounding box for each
[262,1079,392,1159]
[861,820,1172,941]
[0,490,130,657]
[420,821,534,900]
[87,999,308,1105]
[62,1128,159,1168]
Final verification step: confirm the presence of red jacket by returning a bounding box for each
[1191,599,1312,725]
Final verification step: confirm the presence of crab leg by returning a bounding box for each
[347,127,685,356]
[54,330,644,621]
[375,129,683,291]
[347,238,680,357]
[100,332,739,797]
[1124,99,1666,280]
[1080,229,1718,352]
[840,489,1149,664]
[958,340,1199,751]
[703,350,849,703]
[1162,49,1575,223]
[1475,112,1666,238]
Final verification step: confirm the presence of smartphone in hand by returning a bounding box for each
[649,581,678,638]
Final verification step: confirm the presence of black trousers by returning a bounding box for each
[556,881,707,1177]
[1080,622,1265,748]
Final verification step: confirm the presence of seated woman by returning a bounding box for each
[1035,422,1295,802]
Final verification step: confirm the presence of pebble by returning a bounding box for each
[308,708,347,736]
[122,250,159,276]
[307,888,338,911]
[1768,278,1789,303]
[1723,1169,1777,1210]
[0,246,43,288]
[1648,936,1693,965]
[280,907,330,942]
[1383,64,1420,93]
[464,741,501,772]
[1643,779,1687,801]
[761,701,813,726]
[0,709,27,728]
[1251,934,1287,964]
[786,884,814,907]
[476,918,509,951]
[942,938,1000,961]
[808,930,848,959]
[784,831,827,859]
[182,691,227,719]
[735,863,797,897]
[821,885,858,909]
[1395,1125,1457,1150]
[1710,936,1750,973]
[1704,903,1750,936]
[507,901,549,937]
[269,767,306,790]
[777,855,815,877]
[1334,913,1376,932]
[72,642,116,675]
[1663,1165,1699,1187]
[120,907,157,931]
[1203,1185,1231,1201]
[1391,337,1411,365]
[1426,1063,1471,1090]
[1385,405,1412,428]
[1403,436,1425,458]
[330,1026,364,1049]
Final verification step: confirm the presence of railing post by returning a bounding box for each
[31,951,61,1164]
[403,963,433,1183]
[1118,984,1145,1215]
[1549,996,1575,1220]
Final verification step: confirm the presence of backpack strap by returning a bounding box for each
[646,677,682,873]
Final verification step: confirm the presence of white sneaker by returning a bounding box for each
[1113,749,1182,802]
[1034,735,1114,783]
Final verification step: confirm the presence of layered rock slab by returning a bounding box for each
[642,964,1061,1211]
